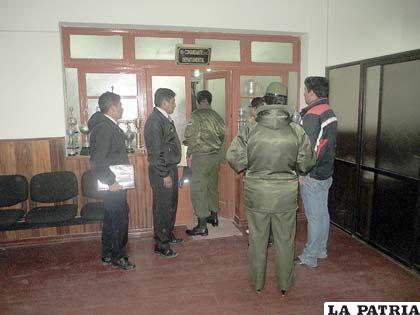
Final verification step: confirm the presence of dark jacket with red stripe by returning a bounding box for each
[300,98,337,180]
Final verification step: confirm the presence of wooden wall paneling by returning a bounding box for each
[142,154,153,228]
[49,138,65,171]
[132,157,147,229]
[1,137,183,244]
[218,164,236,220]
[0,231,16,242]
[68,225,81,235]
[128,155,141,229]
[176,168,194,225]
[66,156,87,216]
[38,227,58,238]
[31,140,52,174]
[129,154,153,229]
[20,229,35,240]
[84,223,102,234]
[143,154,153,228]
[136,155,144,229]
[56,225,71,236]
[15,141,33,180]
[0,141,17,174]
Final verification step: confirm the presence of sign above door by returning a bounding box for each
[176,45,211,65]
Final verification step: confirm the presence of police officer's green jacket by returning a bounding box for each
[226,105,315,213]
[183,107,225,156]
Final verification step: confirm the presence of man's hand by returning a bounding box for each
[187,155,192,167]
[298,176,304,184]
[163,176,173,188]
[109,182,123,191]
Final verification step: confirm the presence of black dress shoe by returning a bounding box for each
[186,218,209,236]
[206,211,219,227]
[281,290,286,297]
[169,233,183,244]
[112,257,136,270]
[185,225,208,236]
[101,256,112,265]
[294,257,302,264]
[154,246,178,258]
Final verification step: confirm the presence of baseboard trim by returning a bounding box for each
[0,228,154,248]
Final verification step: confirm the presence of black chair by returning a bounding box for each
[80,170,106,221]
[27,171,78,224]
[0,175,28,226]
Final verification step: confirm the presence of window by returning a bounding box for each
[86,73,138,121]
[70,35,123,59]
[195,39,240,62]
[135,37,183,60]
[251,41,293,64]
[239,75,283,110]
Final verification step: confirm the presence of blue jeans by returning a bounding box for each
[298,175,332,267]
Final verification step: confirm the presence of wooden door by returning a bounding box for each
[203,71,235,219]
[144,68,194,225]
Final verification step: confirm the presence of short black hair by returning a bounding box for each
[304,76,329,98]
[154,88,176,107]
[250,97,265,108]
[196,90,212,105]
[98,92,121,113]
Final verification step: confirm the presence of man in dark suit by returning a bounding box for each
[88,92,135,270]
[144,88,182,258]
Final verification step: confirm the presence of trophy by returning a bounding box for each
[66,107,80,156]
[79,108,90,155]
[124,120,136,154]
[134,116,144,150]
[237,107,247,131]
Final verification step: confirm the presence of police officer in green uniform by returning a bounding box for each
[184,90,225,236]
[226,82,315,295]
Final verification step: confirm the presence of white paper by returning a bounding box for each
[178,144,188,167]
[97,164,135,191]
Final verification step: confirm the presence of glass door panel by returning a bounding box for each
[203,70,233,219]
[151,76,186,141]
[377,59,420,179]
[206,78,226,121]
[328,52,420,269]
[146,69,193,226]
[87,98,138,122]
[362,66,381,168]
[85,72,139,125]
[329,65,360,163]
[370,174,418,262]
[203,71,231,144]
[86,73,137,96]
[357,170,375,237]
[329,162,357,231]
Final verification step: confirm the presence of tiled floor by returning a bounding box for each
[0,219,419,315]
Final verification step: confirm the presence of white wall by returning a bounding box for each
[0,0,329,139]
[1,0,420,139]
[5,0,420,139]
[0,31,65,139]
[327,0,420,66]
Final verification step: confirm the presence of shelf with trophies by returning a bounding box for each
[79,108,90,155]
[66,106,145,157]
[66,107,80,156]
[118,117,145,154]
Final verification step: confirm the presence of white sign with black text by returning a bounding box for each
[324,302,419,315]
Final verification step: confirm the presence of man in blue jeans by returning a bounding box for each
[296,76,337,268]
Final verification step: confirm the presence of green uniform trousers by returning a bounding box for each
[247,209,296,291]
[190,153,221,219]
